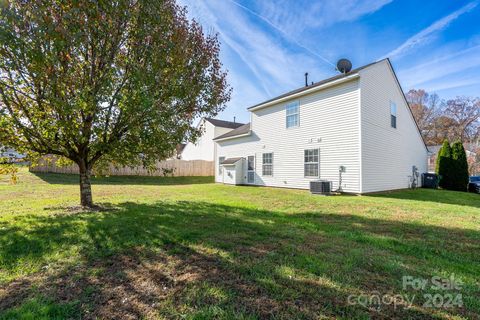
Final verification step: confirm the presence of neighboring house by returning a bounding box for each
[427,145,441,173]
[173,144,186,159]
[427,144,478,174]
[214,59,428,193]
[180,118,244,161]
[0,146,26,163]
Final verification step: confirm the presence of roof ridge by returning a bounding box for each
[205,118,245,129]
[248,59,386,110]
[214,122,251,141]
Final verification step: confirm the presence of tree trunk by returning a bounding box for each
[79,161,93,207]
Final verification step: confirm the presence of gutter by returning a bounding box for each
[213,131,252,142]
[248,74,360,112]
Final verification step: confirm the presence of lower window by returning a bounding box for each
[262,153,273,176]
[304,149,319,177]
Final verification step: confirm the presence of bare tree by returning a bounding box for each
[406,89,442,144]
[444,97,480,142]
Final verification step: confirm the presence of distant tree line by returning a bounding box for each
[406,89,480,145]
[406,89,480,175]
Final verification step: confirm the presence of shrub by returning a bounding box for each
[0,157,19,184]
[451,141,469,191]
[436,140,453,189]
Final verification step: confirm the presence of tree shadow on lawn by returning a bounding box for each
[1,201,479,319]
[31,171,213,186]
[369,188,480,209]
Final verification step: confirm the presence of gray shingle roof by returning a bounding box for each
[205,118,244,129]
[214,123,251,140]
[248,60,384,110]
[220,157,243,165]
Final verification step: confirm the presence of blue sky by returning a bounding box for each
[179,0,480,124]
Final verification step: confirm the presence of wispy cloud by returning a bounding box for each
[181,0,393,87]
[179,1,274,96]
[423,78,480,92]
[226,0,336,67]
[179,0,327,120]
[178,0,480,120]
[383,1,478,59]
[399,44,480,88]
[258,0,392,33]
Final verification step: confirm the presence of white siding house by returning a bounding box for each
[181,118,244,161]
[214,59,428,193]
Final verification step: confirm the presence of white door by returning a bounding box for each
[247,155,255,184]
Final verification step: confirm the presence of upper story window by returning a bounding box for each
[286,101,299,128]
[390,102,397,128]
[262,153,273,176]
[304,149,319,177]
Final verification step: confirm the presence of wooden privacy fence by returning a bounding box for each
[29,158,214,177]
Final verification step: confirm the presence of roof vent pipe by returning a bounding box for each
[305,72,309,87]
[233,116,236,123]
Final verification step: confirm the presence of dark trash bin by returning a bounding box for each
[422,173,438,189]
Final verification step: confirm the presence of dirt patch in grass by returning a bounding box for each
[0,277,36,311]
[2,243,465,319]
[237,242,281,258]
[43,203,117,216]
[1,245,288,319]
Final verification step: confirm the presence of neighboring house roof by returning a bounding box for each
[464,142,479,153]
[176,143,186,154]
[220,157,243,165]
[248,60,381,110]
[205,118,244,129]
[428,144,477,156]
[427,145,442,155]
[214,123,251,141]
[0,146,25,159]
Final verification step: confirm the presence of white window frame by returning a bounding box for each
[286,101,300,128]
[304,149,319,177]
[390,101,397,129]
[262,153,273,176]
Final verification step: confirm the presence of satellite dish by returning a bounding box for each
[336,59,352,74]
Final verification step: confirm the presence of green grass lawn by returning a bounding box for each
[0,168,479,319]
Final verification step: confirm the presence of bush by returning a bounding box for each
[436,140,452,189]
[0,159,18,184]
[451,141,469,191]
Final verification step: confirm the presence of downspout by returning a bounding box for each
[357,83,363,194]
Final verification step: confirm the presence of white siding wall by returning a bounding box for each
[359,60,428,193]
[214,126,234,138]
[182,121,233,161]
[216,79,362,193]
